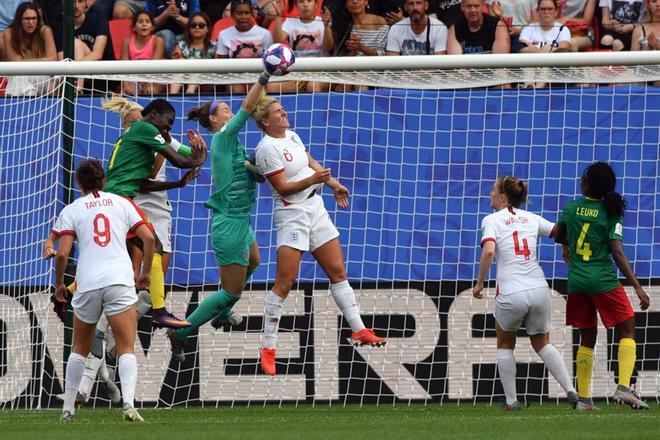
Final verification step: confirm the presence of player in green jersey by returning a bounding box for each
[166,71,272,361]
[555,161,650,410]
[106,98,207,329]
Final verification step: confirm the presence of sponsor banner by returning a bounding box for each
[1,282,658,407]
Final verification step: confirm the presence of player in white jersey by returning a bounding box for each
[52,159,154,422]
[472,176,577,411]
[252,95,386,376]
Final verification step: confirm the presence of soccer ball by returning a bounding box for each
[263,43,295,77]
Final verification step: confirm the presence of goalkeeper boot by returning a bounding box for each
[260,347,276,376]
[501,401,522,412]
[612,385,649,410]
[152,310,191,329]
[122,403,144,422]
[350,329,387,347]
[59,410,74,423]
[167,329,186,363]
[574,398,598,411]
[210,311,244,331]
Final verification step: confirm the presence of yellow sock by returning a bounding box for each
[149,253,165,309]
[576,345,594,399]
[618,338,636,388]
[66,281,77,294]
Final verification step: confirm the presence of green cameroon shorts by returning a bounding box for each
[211,212,255,266]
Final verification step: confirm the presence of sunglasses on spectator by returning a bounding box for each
[190,22,207,29]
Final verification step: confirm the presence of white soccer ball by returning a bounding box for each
[263,43,296,77]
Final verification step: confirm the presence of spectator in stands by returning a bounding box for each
[487,0,536,52]
[121,9,164,95]
[216,0,272,92]
[599,0,644,51]
[271,0,333,92]
[519,0,571,88]
[255,0,286,29]
[0,0,30,60]
[430,0,464,27]
[3,2,57,61]
[386,0,448,55]
[447,0,510,54]
[557,0,597,51]
[631,0,660,51]
[86,0,116,18]
[519,0,571,53]
[114,0,145,19]
[3,2,58,96]
[52,0,112,62]
[338,0,388,56]
[146,0,201,58]
[170,11,216,94]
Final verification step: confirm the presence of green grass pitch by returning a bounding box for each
[2,403,659,440]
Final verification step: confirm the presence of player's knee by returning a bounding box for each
[529,333,550,353]
[113,3,133,19]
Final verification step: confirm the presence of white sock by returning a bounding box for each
[330,280,365,332]
[263,291,284,349]
[538,344,576,395]
[118,353,137,408]
[63,352,86,413]
[497,349,517,405]
[78,355,102,400]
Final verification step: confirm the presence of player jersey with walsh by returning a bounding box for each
[480,207,555,295]
[105,120,169,197]
[557,197,623,295]
[51,191,145,293]
[205,108,256,217]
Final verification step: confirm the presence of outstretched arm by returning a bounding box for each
[139,168,200,193]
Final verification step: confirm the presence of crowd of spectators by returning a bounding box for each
[0,0,658,94]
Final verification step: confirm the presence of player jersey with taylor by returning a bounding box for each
[255,129,320,205]
[105,120,170,197]
[557,197,623,295]
[481,207,555,295]
[51,191,145,293]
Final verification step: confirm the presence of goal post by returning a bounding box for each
[0,53,658,408]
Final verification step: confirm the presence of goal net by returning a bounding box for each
[0,54,658,408]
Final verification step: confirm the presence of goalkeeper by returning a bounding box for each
[166,71,270,362]
[555,161,650,410]
[105,98,207,329]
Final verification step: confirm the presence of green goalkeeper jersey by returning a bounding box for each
[557,197,623,294]
[105,120,169,197]
[204,108,256,217]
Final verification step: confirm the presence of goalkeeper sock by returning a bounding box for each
[496,348,517,405]
[617,338,637,388]
[63,352,86,413]
[118,353,137,408]
[150,253,165,310]
[78,354,102,401]
[538,344,576,395]
[176,289,239,341]
[263,291,284,349]
[330,280,365,332]
[576,345,594,399]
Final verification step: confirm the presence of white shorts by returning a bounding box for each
[72,284,137,325]
[273,194,339,252]
[142,206,172,253]
[494,287,552,335]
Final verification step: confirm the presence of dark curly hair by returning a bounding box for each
[581,161,627,218]
[76,159,105,192]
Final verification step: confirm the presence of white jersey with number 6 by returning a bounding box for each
[480,207,555,295]
[52,191,145,293]
[255,130,320,204]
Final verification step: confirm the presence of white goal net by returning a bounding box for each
[0,54,658,408]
